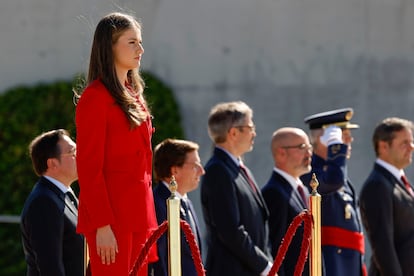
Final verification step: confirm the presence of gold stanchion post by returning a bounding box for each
[167,176,181,276]
[309,173,322,276]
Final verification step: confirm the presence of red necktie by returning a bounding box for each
[240,164,257,193]
[297,184,308,208]
[401,175,414,197]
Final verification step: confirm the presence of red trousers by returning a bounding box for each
[86,229,148,276]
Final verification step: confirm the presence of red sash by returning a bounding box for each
[321,226,365,254]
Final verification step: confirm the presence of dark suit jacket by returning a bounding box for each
[20,176,84,276]
[360,163,414,276]
[200,147,271,276]
[149,182,202,276]
[261,170,309,276]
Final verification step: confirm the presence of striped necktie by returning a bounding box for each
[66,190,78,209]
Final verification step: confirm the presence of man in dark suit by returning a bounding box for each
[300,108,366,276]
[149,138,204,276]
[201,101,272,276]
[359,117,414,275]
[262,127,312,276]
[21,129,85,275]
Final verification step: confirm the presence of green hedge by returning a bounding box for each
[0,72,184,275]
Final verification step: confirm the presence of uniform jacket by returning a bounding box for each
[200,147,272,276]
[261,170,309,276]
[21,176,84,276]
[359,163,414,276]
[301,144,365,276]
[75,79,158,260]
[149,182,202,276]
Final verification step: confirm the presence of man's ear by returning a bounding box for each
[378,140,389,155]
[170,165,180,178]
[277,147,287,157]
[228,127,238,140]
[46,157,58,170]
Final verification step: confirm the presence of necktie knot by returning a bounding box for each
[181,197,189,210]
[66,191,78,208]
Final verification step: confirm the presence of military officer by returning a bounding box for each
[300,108,366,276]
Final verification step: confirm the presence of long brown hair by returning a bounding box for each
[76,12,149,128]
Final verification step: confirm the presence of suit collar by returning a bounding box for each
[273,167,301,189]
[155,181,187,218]
[374,163,400,182]
[374,162,406,189]
[40,177,78,215]
[213,147,241,174]
[271,171,308,209]
[213,147,270,216]
[155,181,172,200]
[375,159,404,180]
[215,146,240,164]
[43,175,69,193]
[39,176,65,199]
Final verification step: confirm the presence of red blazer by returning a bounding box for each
[75,79,157,259]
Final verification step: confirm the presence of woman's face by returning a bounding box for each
[113,26,144,75]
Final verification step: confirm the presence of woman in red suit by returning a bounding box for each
[75,12,158,275]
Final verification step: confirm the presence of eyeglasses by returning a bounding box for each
[234,125,256,132]
[282,143,313,151]
[61,148,77,157]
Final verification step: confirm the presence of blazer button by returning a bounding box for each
[337,248,342,254]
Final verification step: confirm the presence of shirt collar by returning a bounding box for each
[376,158,405,179]
[43,175,70,194]
[215,146,240,166]
[273,167,302,189]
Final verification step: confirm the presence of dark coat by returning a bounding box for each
[360,163,414,276]
[200,147,272,276]
[301,144,365,276]
[149,182,202,276]
[20,176,84,276]
[261,170,309,276]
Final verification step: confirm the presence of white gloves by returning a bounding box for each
[320,125,343,146]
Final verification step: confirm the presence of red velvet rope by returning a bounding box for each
[130,211,312,276]
[129,220,205,276]
[268,210,313,276]
[129,221,168,276]
[180,220,206,276]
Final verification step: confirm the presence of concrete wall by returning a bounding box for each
[2,0,414,263]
